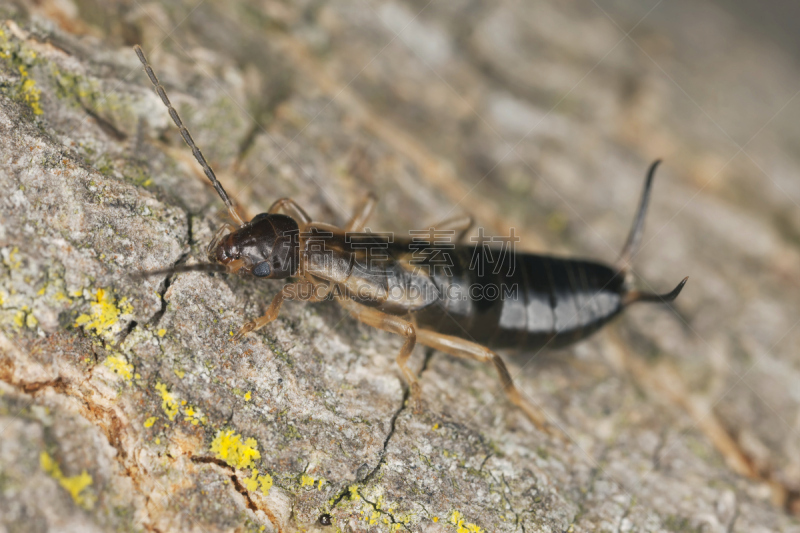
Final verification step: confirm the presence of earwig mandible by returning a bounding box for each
[134,45,687,431]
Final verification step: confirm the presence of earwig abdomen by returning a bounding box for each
[410,249,627,351]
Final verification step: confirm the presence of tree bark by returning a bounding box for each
[1,1,799,532]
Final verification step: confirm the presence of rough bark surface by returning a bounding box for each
[1,1,799,532]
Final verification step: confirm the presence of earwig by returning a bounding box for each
[134,45,687,432]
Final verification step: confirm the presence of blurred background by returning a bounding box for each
[2,0,800,531]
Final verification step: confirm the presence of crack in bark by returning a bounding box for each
[190,455,282,532]
[358,490,412,532]
[328,362,419,512]
[149,251,190,326]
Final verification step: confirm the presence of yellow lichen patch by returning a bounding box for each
[74,288,133,343]
[183,405,206,426]
[317,478,326,490]
[144,416,157,428]
[244,391,252,401]
[349,485,360,500]
[157,328,166,337]
[3,247,21,269]
[449,510,484,533]
[242,469,273,495]
[173,368,185,379]
[103,354,133,381]
[300,474,315,488]
[210,430,261,469]
[10,305,37,331]
[154,382,179,421]
[259,471,273,495]
[13,310,25,329]
[54,291,72,304]
[20,75,43,115]
[40,452,93,509]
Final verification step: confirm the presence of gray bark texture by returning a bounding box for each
[1,0,800,531]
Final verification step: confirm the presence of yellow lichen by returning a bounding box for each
[154,382,179,421]
[74,288,133,343]
[173,368,185,379]
[210,430,261,469]
[103,354,133,381]
[450,510,484,533]
[259,471,273,494]
[242,469,273,495]
[13,310,25,329]
[54,291,72,304]
[157,328,166,337]
[40,452,93,509]
[183,405,206,426]
[20,76,43,115]
[144,416,157,428]
[3,247,21,269]
[300,474,315,487]
[349,485,360,500]
[244,391,252,401]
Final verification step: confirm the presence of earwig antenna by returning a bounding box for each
[624,276,688,305]
[132,263,227,279]
[617,159,661,271]
[134,45,245,226]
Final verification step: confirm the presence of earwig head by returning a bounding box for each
[209,214,300,279]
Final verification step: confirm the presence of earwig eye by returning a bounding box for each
[253,262,271,277]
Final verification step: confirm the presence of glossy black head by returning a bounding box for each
[209,214,300,279]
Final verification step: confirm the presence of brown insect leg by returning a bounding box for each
[268,198,312,226]
[428,214,474,243]
[415,329,550,432]
[337,299,421,408]
[234,281,325,341]
[345,193,378,232]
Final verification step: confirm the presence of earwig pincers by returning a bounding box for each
[134,45,687,432]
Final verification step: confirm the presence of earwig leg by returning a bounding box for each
[345,193,378,232]
[337,299,420,408]
[268,198,312,226]
[415,329,553,434]
[427,214,474,243]
[234,281,325,341]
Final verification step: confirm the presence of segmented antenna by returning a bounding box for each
[134,45,245,226]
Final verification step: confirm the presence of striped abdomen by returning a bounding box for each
[409,248,627,351]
